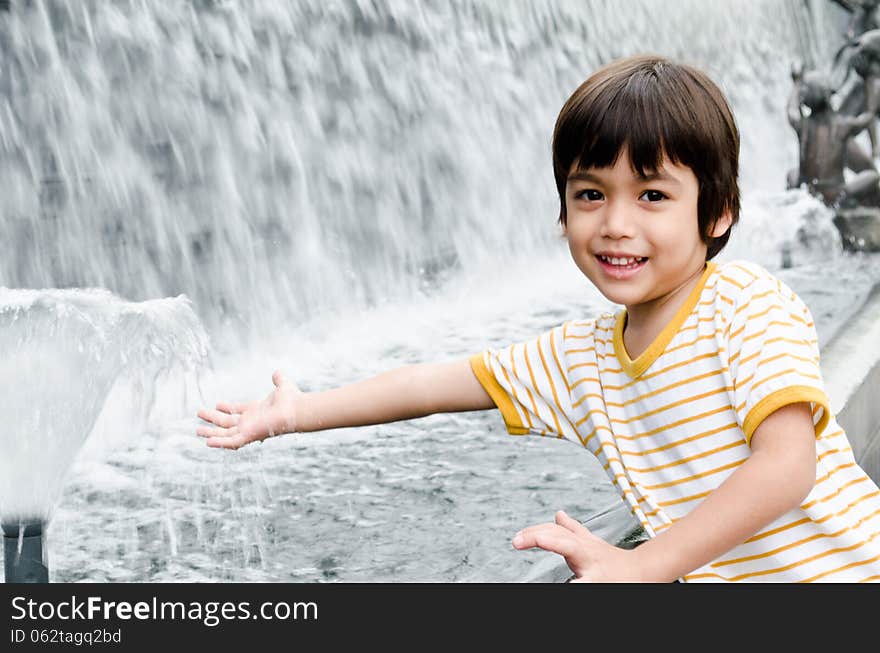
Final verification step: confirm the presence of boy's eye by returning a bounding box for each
[577,189,604,201]
[640,190,667,202]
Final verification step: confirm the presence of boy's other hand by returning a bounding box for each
[512,510,646,582]
[196,370,302,450]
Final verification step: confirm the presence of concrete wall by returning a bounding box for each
[820,281,880,482]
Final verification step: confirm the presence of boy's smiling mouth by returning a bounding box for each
[595,253,649,279]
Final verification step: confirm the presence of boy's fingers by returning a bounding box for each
[216,401,245,414]
[272,370,302,394]
[196,424,238,439]
[512,525,577,557]
[197,409,240,428]
[555,510,587,534]
[205,432,252,450]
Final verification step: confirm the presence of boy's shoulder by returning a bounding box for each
[711,258,810,317]
[713,259,793,296]
[712,259,773,290]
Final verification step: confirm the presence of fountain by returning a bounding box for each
[0,288,209,582]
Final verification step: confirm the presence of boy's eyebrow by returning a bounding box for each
[567,169,683,186]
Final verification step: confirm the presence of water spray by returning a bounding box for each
[3,520,48,583]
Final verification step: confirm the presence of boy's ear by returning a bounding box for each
[710,210,733,238]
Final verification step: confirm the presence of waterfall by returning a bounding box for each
[0,0,844,342]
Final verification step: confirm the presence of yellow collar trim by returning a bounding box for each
[613,262,716,379]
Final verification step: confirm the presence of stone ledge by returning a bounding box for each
[821,280,880,480]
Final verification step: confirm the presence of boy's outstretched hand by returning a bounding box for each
[196,370,302,449]
[512,510,647,582]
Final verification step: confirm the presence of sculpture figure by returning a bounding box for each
[786,63,880,208]
[831,0,880,40]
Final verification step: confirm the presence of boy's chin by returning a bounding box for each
[593,284,651,309]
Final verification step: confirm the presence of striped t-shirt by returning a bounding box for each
[470,260,880,582]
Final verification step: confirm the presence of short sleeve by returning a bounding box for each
[469,323,582,444]
[725,276,830,445]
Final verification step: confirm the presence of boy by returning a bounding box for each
[197,55,880,582]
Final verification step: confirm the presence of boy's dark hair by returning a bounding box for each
[552,55,740,260]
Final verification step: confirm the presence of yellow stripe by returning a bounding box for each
[745,517,811,544]
[662,331,720,358]
[571,392,605,410]
[615,405,732,442]
[741,320,803,346]
[564,346,596,355]
[800,466,865,509]
[525,343,564,438]
[750,369,821,394]
[820,428,846,441]
[642,459,744,490]
[654,471,863,545]
[580,422,614,449]
[620,368,730,409]
[736,348,817,372]
[685,529,880,582]
[570,375,602,390]
[619,422,739,457]
[548,328,571,396]
[575,408,614,427]
[696,292,733,308]
[609,387,732,427]
[817,446,853,463]
[714,506,880,567]
[659,489,712,508]
[718,273,747,290]
[798,538,880,582]
[604,366,726,396]
[539,336,585,445]
[726,263,761,283]
[502,350,534,430]
[607,350,721,390]
[626,440,745,473]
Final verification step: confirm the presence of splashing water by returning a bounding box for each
[0,288,209,526]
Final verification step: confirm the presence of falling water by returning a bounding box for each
[0,0,848,341]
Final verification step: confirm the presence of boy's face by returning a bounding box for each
[563,150,728,318]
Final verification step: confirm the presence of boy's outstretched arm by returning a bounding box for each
[196,359,495,449]
[513,402,817,582]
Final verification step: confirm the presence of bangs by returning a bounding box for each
[557,63,716,178]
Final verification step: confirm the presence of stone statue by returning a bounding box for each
[786,63,880,208]
[836,28,880,163]
[831,0,880,40]
[785,11,880,252]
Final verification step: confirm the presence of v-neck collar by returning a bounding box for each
[613,262,716,379]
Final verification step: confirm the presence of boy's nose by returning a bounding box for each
[599,201,635,239]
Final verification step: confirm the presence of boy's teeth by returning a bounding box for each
[602,255,642,266]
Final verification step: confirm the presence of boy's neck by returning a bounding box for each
[622,263,708,360]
